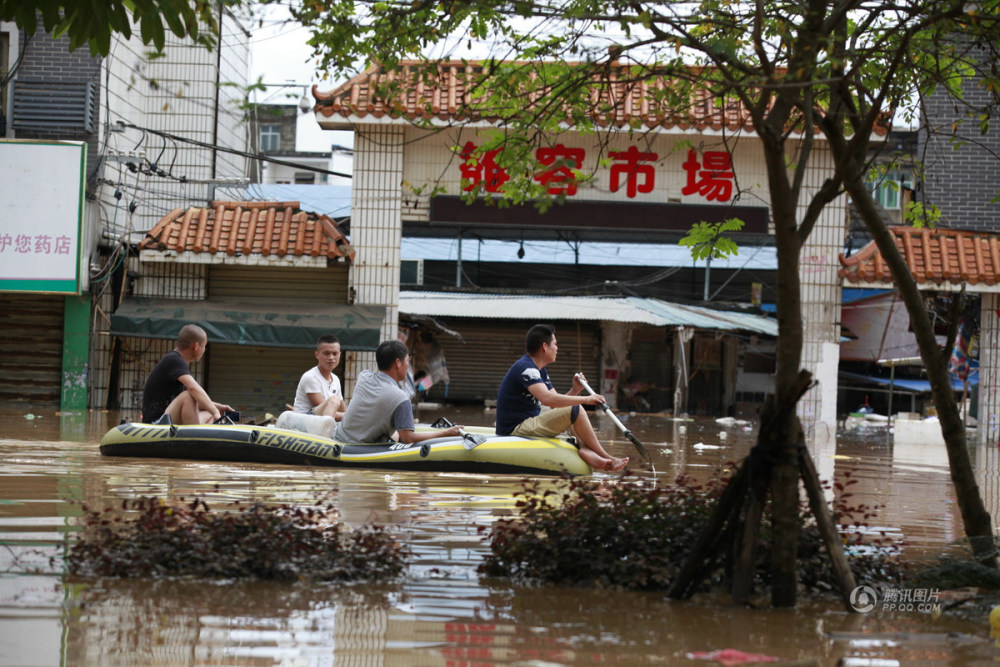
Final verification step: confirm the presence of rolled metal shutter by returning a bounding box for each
[208,344,322,417]
[208,265,349,303]
[205,264,350,415]
[419,320,601,404]
[0,294,65,404]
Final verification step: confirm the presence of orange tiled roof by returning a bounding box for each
[314,60,862,135]
[138,201,354,261]
[838,226,1000,287]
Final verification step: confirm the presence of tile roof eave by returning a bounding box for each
[313,108,774,138]
[137,201,355,263]
[136,249,333,268]
[838,226,1000,293]
[312,59,889,138]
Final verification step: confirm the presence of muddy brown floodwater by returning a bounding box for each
[1,405,999,665]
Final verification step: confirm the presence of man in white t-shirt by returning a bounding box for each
[292,334,346,420]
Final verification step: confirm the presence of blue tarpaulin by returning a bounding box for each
[839,366,978,394]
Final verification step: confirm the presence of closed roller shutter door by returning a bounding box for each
[0,294,65,404]
[208,344,325,416]
[420,320,601,404]
[209,265,349,303]
[206,265,350,416]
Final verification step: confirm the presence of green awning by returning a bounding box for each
[110,298,384,351]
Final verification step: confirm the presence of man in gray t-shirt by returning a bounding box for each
[335,340,464,444]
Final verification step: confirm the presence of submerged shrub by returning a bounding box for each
[479,474,726,590]
[479,471,905,594]
[67,496,407,581]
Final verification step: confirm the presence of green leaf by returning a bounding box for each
[679,219,745,262]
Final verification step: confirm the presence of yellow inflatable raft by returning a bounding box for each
[99,419,592,477]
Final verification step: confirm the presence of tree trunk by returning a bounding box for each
[845,176,996,566]
[759,119,809,602]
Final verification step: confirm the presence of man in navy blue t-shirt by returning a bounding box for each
[496,324,628,471]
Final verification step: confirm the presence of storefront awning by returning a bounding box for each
[839,369,978,394]
[110,298,384,351]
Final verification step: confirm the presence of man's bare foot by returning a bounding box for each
[603,456,629,471]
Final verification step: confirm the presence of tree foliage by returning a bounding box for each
[680,218,744,262]
[0,0,232,54]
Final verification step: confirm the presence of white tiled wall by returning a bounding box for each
[979,293,1000,444]
[345,126,405,394]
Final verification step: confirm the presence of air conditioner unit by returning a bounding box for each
[400,259,423,285]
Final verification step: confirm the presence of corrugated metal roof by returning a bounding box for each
[402,237,778,269]
[398,291,777,336]
[243,184,351,219]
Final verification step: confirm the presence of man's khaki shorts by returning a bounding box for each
[512,406,576,437]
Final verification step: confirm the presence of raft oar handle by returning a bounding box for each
[574,373,651,463]
[459,428,487,450]
[430,417,486,450]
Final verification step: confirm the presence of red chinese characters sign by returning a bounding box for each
[681,149,734,202]
[459,141,509,193]
[609,145,658,198]
[458,143,734,202]
[533,144,585,195]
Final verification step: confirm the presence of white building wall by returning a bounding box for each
[345,126,405,396]
[214,12,251,181]
[262,157,330,185]
[979,293,1000,443]
[89,13,250,410]
[796,148,845,441]
[399,126,771,216]
[98,12,250,237]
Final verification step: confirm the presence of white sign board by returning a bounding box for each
[0,140,86,294]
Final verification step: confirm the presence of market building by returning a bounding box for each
[310,60,846,430]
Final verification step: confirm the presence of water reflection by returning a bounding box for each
[0,406,997,665]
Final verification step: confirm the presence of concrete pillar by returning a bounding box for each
[600,321,631,410]
[978,293,1000,444]
[61,293,91,412]
[797,149,844,443]
[345,126,404,398]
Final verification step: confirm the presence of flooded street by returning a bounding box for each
[2,405,999,666]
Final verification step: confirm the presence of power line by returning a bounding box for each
[112,121,353,180]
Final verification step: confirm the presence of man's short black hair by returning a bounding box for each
[317,334,340,348]
[376,339,409,370]
[525,324,555,355]
[177,323,207,350]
